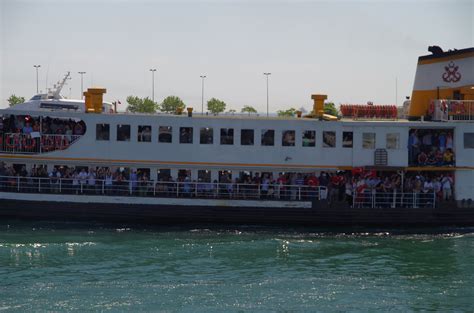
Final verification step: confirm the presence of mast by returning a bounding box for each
[52,71,71,99]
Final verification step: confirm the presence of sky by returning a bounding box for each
[0,0,472,112]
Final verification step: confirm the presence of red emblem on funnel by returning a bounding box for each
[442,61,461,83]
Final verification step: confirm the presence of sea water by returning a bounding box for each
[0,222,473,312]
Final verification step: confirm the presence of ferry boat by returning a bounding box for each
[0,46,473,226]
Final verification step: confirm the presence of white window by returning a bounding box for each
[362,133,376,149]
[386,133,400,149]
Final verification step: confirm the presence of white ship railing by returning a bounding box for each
[0,175,327,201]
[430,100,474,121]
[353,189,436,208]
[0,133,82,154]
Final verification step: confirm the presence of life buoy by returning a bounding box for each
[5,134,19,150]
[22,135,36,150]
[42,136,55,151]
[55,136,69,150]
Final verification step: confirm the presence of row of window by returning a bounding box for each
[96,124,401,149]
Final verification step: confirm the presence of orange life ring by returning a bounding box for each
[5,134,19,150]
[22,136,36,150]
[42,136,55,151]
[55,136,69,150]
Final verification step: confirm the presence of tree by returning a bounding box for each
[277,108,297,117]
[241,105,257,116]
[160,96,185,113]
[227,109,236,114]
[126,96,158,113]
[7,94,25,107]
[207,98,226,115]
[324,102,339,117]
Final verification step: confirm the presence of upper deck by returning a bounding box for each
[1,102,473,173]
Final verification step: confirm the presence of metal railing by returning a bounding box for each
[353,189,436,208]
[0,133,82,154]
[431,100,474,121]
[0,175,327,201]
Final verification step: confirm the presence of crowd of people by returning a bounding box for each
[1,115,86,136]
[409,129,455,166]
[0,115,85,152]
[0,162,455,207]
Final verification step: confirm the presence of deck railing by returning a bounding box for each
[431,100,474,121]
[0,133,82,154]
[353,189,436,208]
[0,175,438,207]
[0,175,327,201]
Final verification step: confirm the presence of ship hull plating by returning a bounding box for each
[1,193,472,227]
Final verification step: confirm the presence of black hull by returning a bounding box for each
[1,198,473,227]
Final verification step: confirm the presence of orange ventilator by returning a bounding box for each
[84,88,107,113]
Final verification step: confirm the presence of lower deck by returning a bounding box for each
[0,192,472,227]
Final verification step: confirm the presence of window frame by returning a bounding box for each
[342,131,353,148]
[241,129,254,146]
[137,125,152,142]
[282,130,296,147]
[464,132,474,149]
[386,133,400,150]
[302,130,316,147]
[200,127,214,144]
[362,132,376,149]
[220,128,234,145]
[158,126,173,143]
[96,123,110,141]
[322,131,336,148]
[179,127,193,144]
[116,124,131,142]
[261,129,275,146]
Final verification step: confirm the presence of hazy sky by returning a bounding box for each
[1,0,472,112]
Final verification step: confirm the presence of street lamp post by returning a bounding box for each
[200,75,206,114]
[78,71,86,99]
[150,69,157,102]
[33,65,41,93]
[263,73,271,117]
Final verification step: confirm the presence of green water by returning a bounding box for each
[0,222,473,312]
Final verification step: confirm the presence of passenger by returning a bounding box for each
[87,169,97,194]
[22,122,33,135]
[261,174,270,198]
[105,171,113,195]
[427,151,437,166]
[417,151,428,166]
[443,149,454,166]
[435,149,444,166]
[441,175,453,201]
[422,178,434,207]
[78,168,88,193]
[438,132,447,152]
[72,172,79,194]
[129,170,138,195]
[345,178,353,207]
[48,167,61,193]
[183,176,192,197]
[413,176,423,208]
[422,131,432,150]
[446,132,454,150]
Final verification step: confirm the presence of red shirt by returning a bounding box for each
[307,176,319,186]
